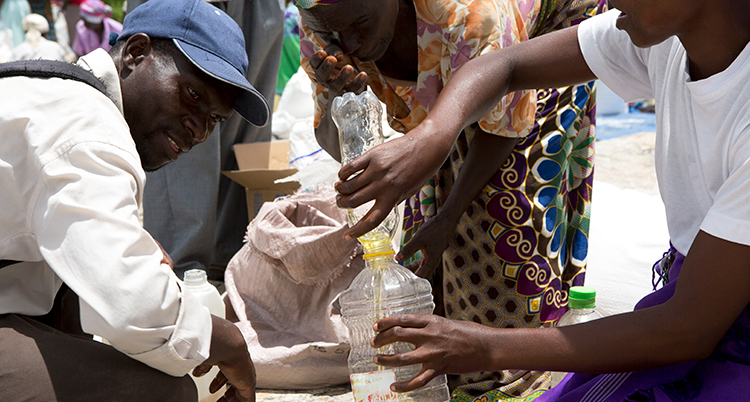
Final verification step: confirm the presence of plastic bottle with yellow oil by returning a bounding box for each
[332,91,450,402]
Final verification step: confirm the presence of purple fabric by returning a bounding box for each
[72,17,122,56]
[538,248,750,401]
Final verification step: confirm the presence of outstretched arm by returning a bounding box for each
[336,26,596,239]
[372,231,750,392]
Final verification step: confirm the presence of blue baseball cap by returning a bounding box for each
[117,0,270,126]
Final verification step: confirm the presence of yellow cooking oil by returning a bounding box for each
[358,229,395,370]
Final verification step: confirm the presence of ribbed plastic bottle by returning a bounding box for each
[183,269,226,402]
[332,91,450,401]
[551,286,604,385]
[332,91,400,245]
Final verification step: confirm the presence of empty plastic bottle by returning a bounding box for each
[183,269,225,402]
[331,91,400,244]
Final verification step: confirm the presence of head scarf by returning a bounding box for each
[21,13,49,49]
[79,0,109,24]
[292,0,345,9]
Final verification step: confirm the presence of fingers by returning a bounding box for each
[347,71,369,94]
[210,371,229,394]
[390,368,439,393]
[373,314,431,334]
[396,237,420,263]
[337,155,369,184]
[309,49,328,70]
[192,363,212,377]
[343,202,391,240]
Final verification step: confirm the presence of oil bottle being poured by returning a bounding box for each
[332,91,449,402]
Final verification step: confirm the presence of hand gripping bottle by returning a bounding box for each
[551,286,604,385]
[184,269,226,402]
[332,91,450,402]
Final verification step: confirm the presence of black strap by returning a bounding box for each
[0,60,109,96]
[0,260,21,269]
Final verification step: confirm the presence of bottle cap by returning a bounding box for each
[184,269,208,286]
[568,286,596,309]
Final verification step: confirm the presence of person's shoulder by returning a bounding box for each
[106,18,123,32]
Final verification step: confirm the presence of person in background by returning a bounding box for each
[0,0,271,400]
[61,0,84,46]
[276,2,301,97]
[72,0,122,57]
[11,13,67,61]
[0,0,31,46]
[345,1,750,401]
[27,0,57,41]
[135,0,283,281]
[297,0,604,399]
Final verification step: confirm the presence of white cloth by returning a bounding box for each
[11,36,67,61]
[579,10,750,255]
[0,49,212,377]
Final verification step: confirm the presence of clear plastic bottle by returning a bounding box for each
[551,286,604,385]
[332,91,449,401]
[183,269,226,402]
[339,234,450,402]
[331,91,400,244]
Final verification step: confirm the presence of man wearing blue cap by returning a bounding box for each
[0,0,268,400]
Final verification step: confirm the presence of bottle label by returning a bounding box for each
[350,370,399,402]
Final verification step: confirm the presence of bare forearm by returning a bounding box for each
[488,306,711,374]
[424,26,595,148]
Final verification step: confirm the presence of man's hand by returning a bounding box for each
[199,315,256,402]
[309,43,367,96]
[371,315,496,393]
[154,239,174,270]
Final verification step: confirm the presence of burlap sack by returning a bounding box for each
[224,186,363,389]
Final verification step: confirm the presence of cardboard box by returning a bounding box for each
[222,141,300,221]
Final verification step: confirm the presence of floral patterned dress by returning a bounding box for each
[300,0,606,399]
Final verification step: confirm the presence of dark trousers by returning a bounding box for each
[0,286,198,402]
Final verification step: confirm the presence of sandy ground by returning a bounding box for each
[594,132,658,196]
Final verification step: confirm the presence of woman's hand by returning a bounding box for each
[397,215,456,278]
[309,43,368,96]
[371,315,497,393]
[336,120,455,239]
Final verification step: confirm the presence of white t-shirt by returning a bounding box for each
[0,49,212,377]
[578,10,750,255]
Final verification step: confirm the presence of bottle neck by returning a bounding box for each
[363,250,396,270]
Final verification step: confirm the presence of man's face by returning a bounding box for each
[609,0,703,48]
[119,37,239,171]
[300,0,400,62]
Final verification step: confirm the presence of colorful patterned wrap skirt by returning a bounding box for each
[401,0,608,399]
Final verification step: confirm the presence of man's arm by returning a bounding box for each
[337,26,596,239]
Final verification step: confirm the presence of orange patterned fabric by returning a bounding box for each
[300,0,540,138]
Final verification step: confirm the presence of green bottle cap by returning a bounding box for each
[568,286,596,309]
